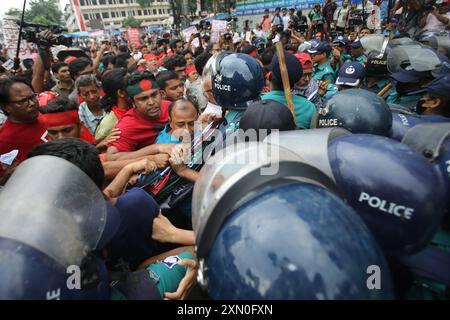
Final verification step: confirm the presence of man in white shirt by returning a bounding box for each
[272,7,283,27]
[334,0,351,32]
[281,8,291,31]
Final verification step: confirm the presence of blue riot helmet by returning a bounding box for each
[387,44,441,79]
[328,135,447,256]
[211,52,264,111]
[388,37,419,49]
[402,123,450,223]
[192,142,394,299]
[390,112,425,141]
[0,156,115,299]
[416,30,442,45]
[265,130,448,256]
[312,89,393,137]
[252,37,266,54]
[264,128,351,183]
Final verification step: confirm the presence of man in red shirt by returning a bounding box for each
[0,77,51,166]
[106,71,174,162]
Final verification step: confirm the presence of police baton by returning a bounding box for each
[377,82,393,97]
[275,41,296,123]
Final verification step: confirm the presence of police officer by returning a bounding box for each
[385,44,441,112]
[349,39,368,65]
[330,35,351,74]
[362,52,392,97]
[410,74,450,120]
[313,88,393,136]
[211,52,265,134]
[307,41,336,83]
[192,141,394,299]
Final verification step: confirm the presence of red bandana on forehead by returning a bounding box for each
[127,78,157,97]
[40,110,80,128]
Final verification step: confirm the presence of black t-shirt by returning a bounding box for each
[298,15,308,25]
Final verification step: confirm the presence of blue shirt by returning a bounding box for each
[262,90,316,129]
[78,102,106,135]
[155,124,181,144]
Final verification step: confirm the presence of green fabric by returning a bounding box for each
[386,91,421,109]
[333,53,352,74]
[126,78,159,97]
[262,90,316,129]
[51,83,74,99]
[323,83,339,101]
[313,61,336,83]
[353,54,367,64]
[94,111,119,142]
[224,110,242,135]
[110,287,127,300]
[146,252,195,298]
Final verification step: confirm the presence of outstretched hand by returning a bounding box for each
[164,259,198,300]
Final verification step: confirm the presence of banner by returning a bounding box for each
[211,20,228,43]
[367,5,382,30]
[89,30,105,39]
[181,26,200,47]
[126,28,141,47]
[1,16,31,61]
[236,0,319,12]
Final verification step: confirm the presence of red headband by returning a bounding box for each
[41,110,80,128]
[186,66,196,75]
[249,50,258,57]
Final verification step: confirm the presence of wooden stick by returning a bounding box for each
[378,82,393,97]
[275,41,296,123]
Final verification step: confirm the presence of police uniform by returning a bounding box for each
[313,61,336,83]
[362,78,391,95]
[352,54,367,65]
[386,91,421,111]
[332,53,352,74]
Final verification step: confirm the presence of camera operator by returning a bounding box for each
[418,1,450,31]
[31,30,57,93]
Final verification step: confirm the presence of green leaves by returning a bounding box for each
[122,16,142,28]
[24,0,63,26]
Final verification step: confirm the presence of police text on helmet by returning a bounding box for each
[358,192,414,220]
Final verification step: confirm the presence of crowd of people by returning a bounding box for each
[0,0,449,300]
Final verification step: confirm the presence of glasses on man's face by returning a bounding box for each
[8,93,38,108]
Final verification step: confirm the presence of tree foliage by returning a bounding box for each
[4,8,23,17]
[122,16,142,28]
[24,0,63,25]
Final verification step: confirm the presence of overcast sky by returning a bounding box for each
[0,0,70,19]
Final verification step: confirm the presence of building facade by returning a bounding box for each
[69,0,171,31]
[65,3,79,32]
